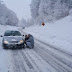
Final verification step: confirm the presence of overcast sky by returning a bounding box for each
[3,0,31,20]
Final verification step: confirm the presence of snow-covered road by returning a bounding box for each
[0,37,72,72]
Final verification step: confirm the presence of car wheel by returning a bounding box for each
[3,44,8,49]
[3,46,6,49]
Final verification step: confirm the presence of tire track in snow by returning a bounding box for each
[19,29,72,72]
[11,50,27,72]
[20,49,42,72]
[35,38,72,57]
[33,43,72,72]
[19,50,34,69]
[25,49,57,72]
[35,41,72,69]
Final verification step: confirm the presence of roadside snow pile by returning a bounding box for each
[23,15,72,55]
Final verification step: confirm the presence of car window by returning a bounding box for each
[4,31,21,36]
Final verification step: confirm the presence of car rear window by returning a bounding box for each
[4,31,21,36]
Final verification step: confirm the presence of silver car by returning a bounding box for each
[2,30,25,49]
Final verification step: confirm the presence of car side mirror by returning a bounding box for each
[22,35,24,36]
[0,35,3,37]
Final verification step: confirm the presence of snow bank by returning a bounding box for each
[23,15,72,55]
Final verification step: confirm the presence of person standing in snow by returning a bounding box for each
[25,34,34,49]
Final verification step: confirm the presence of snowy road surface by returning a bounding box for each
[0,37,72,72]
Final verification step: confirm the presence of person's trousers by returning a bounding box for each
[26,42,32,49]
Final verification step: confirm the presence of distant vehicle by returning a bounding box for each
[22,27,25,29]
[1,30,25,49]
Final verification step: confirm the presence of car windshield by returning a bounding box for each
[4,31,21,36]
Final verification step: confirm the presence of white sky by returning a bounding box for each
[3,0,31,20]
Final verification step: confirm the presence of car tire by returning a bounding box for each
[3,46,6,49]
[3,44,7,49]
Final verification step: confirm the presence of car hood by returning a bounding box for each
[3,36,23,42]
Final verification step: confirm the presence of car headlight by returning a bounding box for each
[19,40,23,43]
[4,41,8,44]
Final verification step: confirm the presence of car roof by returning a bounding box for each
[5,30,19,32]
[4,30,20,34]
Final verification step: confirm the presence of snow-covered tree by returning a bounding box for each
[30,0,72,25]
[5,10,19,26]
[26,18,34,27]
[38,0,52,22]
[0,0,19,26]
[53,0,69,19]
[39,0,51,17]
[30,0,41,19]
[69,9,72,16]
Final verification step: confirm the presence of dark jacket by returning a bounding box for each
[24,37,29,44]
[26,35,34,46]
